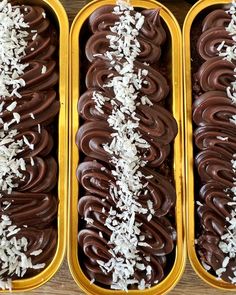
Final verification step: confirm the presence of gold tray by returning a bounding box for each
[2,0,69,292]
[183,0,236,291]
[68,0,185,294]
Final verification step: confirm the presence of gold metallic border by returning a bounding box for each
[0,0,69,292]
[183,0,236,290]
[68,0,185,294]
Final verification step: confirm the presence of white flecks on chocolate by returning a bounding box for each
[30,113,35,119]
[0,0,44,290]
[202,261,211,271]
[217,136,229,141]
[41,65,47,74]
[0,129,26,193]
[0,215,44,288]
[211,0,236,283]
[38,124,41,134]
[0,0,29,98]
[91,0,155,290]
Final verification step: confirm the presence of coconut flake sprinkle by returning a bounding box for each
[0,215,44,289]
[0,0,29,98]
[0,0,40,289]
[91,0,155,290]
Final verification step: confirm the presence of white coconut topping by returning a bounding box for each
[91,0,155,290]
[0,215,44,289]
[0,1,41,289]
[0,129,26,194]
[41,65,47,74]
[0,0,29,98]
[217,136,229,141]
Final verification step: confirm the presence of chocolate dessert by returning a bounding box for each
[192,2,236,284]
[77,0,177,291]
[0,0,59,289]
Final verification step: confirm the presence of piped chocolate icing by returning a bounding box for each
[192,4,236,284]
[77,1,177,290]
[0,1,59,287]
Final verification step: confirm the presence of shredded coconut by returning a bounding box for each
[0,0,29,98]
[0,215,44,288]
[0,0,41,289]
[91,0,155,290]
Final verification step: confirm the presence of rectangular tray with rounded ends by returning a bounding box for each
[183,0,236,291]
[68,0,185,294]
[0,0,69,292]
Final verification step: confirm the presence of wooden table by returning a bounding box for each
[18,1,229,294]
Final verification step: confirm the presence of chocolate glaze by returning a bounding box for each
[192,8,236,282]
[77,4,177,289]
[0,3,59,279]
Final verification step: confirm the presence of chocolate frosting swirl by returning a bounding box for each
[79,194,175,255]
[78,228,167,287]
[0,192,57,228]
[1,90,59,130]
[197,27,233,60]
[194,125,236,158]
[88,6,166,46]
[77,4,176,288]
[86,59,169,102]
[77,160,175,218]
[13,227,57,277]
[199,183,232,220]
[0,3,59,279]
[202,9,231,32]
[197,231,236,283]
[195,150,234,187]
[16,128,53,157]
[19,60,58,92]
[16,157,57,193]
[85,32,162,64]
[78,89,177,145]
[193,91,236,127]
[21,5,57,62]
[0,227,57,279]
[77,119,174,167]
[195,57,235,92]
[192,6,236,284]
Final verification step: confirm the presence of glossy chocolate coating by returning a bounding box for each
[193,8,236,282]
[77,5,177,289]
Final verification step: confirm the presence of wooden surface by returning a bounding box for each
[16,1,228,294]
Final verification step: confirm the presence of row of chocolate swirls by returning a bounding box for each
[193,9,236,283]
[76,5,178,288]
[0,5,59,279]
